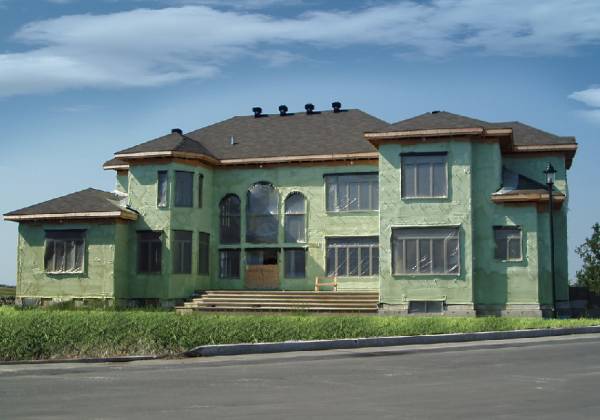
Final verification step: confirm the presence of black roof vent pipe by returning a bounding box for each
[171,128,183,135]
[305,103,315,114]
[252,107,262,118]
[278,105,288,116]
[332,101,342,113]
[431,110,441,114]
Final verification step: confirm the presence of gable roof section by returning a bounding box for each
[115,131,218,161]
[3,188,137,222]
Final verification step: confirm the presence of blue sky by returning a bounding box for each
[1,0,599,285]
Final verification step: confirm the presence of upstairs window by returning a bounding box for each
[246,182,278,243]
[198,173,204,208]
[173,230,192,274]
[494,226,522,261]
[157,171,168,207]
[174,171,193,207]
[44,230,85,273]
[137,231,162,274]
[198,232,210,275]
[326,237,379,277]
[325,173,378,212]
[392,227,459,275]
[220,194,241,244]
[284,192,306,243]
[401,153,447,198]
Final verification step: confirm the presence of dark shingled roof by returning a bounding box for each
[103,157,129,168]
[382,111,576,146]
[4,188,127,217]
[115,109,388,160]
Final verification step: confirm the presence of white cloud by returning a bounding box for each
[569,87,600,108]
[2,1,600,96]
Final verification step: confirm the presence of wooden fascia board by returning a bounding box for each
[114,151,221,165]
[511,144,578,153]
[491,191,566,204]
[218,152,379,165]
[3,210,138,222]
[103,164,130,171]
[364,127,485,140]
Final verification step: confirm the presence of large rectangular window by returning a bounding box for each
[494,226,522,261]
[137,231,162,274]
[174,171,193,207]
[173,230,192,274]
[157,171,168,207]
[392,227,459,275]
[44,230,85,273]
[219,249,240,279]
[284,248,306,278]
[401,153,447,198]
[326,237,379,277]
[198,232,210,275]
[325,173,378,212]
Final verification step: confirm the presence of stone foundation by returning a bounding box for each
[380,303,475,316]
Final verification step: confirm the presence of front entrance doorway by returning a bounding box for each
[245,248,279,289]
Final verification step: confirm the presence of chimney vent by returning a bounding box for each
[171,128,183,135]
[278,105,288,116]
[332,101,342,113]
[431,110,440,114]
[305,103,315,114]
[252,107,262,118]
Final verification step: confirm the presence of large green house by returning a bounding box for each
[4,104,577,316]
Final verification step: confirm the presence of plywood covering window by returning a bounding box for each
[219,194,241,244]
[284,192,306,243]
[284,248,306,278]
[137,231,162,274]
[494,226,522,261]
[246,182,278,243]
[326,237,379,277]
[173,230,192,274]
[174,171,193,207]
[325,173,378,212]
[219,249,240,279]
[157,171,168,208]
[392,227,459,275]
[401,153,447,198]
[44,230,85,273]
[198,232,210,275]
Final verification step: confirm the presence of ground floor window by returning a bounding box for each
[173,230,192,274]
[408,300,444,314]
[326,237,379,277]
[137,231,162,274]
[198,232,210,275]
[284,248,306,278]
[44,230,85,273]
[392,227,459,275]
[219,249,240,279]
[494,226,522,261]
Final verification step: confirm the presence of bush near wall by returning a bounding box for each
[0,307,598,361]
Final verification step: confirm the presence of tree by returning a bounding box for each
[576,223,600,293]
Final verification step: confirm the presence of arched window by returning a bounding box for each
[219,194,241,244]
[246,182,278,243]
[284,192,306,243]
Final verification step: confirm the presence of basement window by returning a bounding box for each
[219,249,240,279]
[157,171,168,208]
[174,171,193,207]
[325,173,378,212]
[401,153,448,198]
[137,231,162,274]
[284,248,306,278]
[44,230,85,273]
[408,300,444,314]
[494,226,522,261]
[326,237,379,277]
[392,227,459,275]
[173,230,192,274]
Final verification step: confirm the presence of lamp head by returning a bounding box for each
[544,163,557,185]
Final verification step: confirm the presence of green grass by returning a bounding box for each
[0,306,598,361]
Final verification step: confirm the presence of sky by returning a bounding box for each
[1,0,599,285]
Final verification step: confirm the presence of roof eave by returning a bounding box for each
[114,151,220,166]
[3,210,138,222]
[363,127,512,146]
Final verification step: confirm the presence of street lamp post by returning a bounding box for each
[544,163,557,318]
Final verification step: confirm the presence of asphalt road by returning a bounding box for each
[2,334,600,419]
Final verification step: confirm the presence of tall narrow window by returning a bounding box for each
[326,237,379,277]
[284,248,306,278]
[325,173,378,212]
[44,230,85,273]
[198,173,204,208]
[220,194,241,244]
[137,231,162,274]
[198,232,210,275]
[392,227,459,275]
[401,153,448,198]
[219,249,240,279]
[175,171,193,207]
[173,230,192,274]
[284,192,306,243]
[494,226,522,261]
[157,171,168,207]
[246,182,278,243]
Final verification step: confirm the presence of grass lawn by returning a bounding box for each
[0,306,599,361]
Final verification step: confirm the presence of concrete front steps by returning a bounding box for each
[176,290,380,313]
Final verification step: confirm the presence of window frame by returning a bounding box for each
[284,192,307,243]
[324,172,379,213]
[284,248,306,279]
[174,170,194,208]
[219,249,241,279]
[137,231,162,274]
[401,153,448,199]
[172,230,193,274]
[391,226,460,276]
[44,230,86,274]
[198,232,210,275]
[325,236,379,277]
[157,170,169,208]
[219,194,241,244]
[246,182,279,244]
[494,226,523,262]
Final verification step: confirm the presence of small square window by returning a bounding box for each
[494,226,522,261]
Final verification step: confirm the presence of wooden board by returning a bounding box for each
[245,265,280,290]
